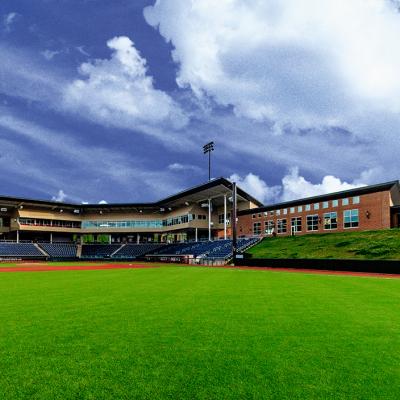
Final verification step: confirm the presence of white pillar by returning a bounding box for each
[16,230,19,243]
[208,198,212,241]
[224,194,227,240]
[195,227,198,242]
[50,233,53,244]
[137,233,140,244]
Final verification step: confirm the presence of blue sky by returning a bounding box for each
[1,0,400,204]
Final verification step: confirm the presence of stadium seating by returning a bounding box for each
[152,238,260,260]
[0,243,45,258]
[112,244,164,259]
[39,243,77,258]
[81,244,122,259]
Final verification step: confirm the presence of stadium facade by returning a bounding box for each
[0,178,261,244]
[0,179,399,245]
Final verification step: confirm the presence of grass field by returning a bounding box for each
[1,265,400,399]
[247,228,400,259]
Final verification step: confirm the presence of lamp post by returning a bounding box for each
[231,182,237,265]
[203,141,214,181]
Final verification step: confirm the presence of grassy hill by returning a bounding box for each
[246,229,400,260]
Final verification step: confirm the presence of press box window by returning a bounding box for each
[332,199,338,207]
[314,203,320,210]
[323,201,329,209]
[342,198,349,206]
[353,196,360,204]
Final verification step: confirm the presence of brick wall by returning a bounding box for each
[237,190,394,237]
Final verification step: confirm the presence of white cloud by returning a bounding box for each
[63,36,188,131]
[3,12,19,32]
[168,162,202,173]
[230,172,281,204]
[51,189,68,202]
[41,49,62,61]
[98,200,108,204]
[230,168,366,204]
[280,167,366,201]
[145,0,400,127]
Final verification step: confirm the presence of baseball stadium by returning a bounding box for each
[1,176,400,398]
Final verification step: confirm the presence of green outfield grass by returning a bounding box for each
[1,266,400,399]
[247,228,400,259]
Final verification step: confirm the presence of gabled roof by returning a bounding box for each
[238,180,399,216]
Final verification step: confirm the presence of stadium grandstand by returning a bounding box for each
[1,178,400,263]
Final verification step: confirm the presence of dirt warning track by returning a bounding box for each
[0,263,159,272]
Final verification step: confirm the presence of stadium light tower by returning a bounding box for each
[203,141,215,181]
[231,182,237,265]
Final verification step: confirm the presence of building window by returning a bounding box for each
[314,203,320,210]
[276,209,281,216]
[298,206,303,212]
[332,199,338,207]
[258,213,262,218]
[305,204,311,211]
[323,201,329,209]
[291,217,302,233]
[253,222,262,235]
[306,215,319,231]
[218,213,230,224]
[353,196,360,204]
[290,207,295,213]
[342,198,349,206]
[324,212,338,230]
[252,214,256,219]
[283,209,288,215]
[344,209,359,228]
[277,219,287,234]
[270,211,275,216]
[263,212,268,217]
[265,220,275,235]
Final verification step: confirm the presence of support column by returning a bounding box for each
[224,194,227,240]
[208,198,212,241]
[137,233,140,244]
[195,227,198,242]
[50,233,53,244]
[16,230,19,243]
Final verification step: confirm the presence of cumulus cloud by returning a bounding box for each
[280,167,366,201]
[63,36,188,131]
[51,189,67,202]
[145,0,400,128]
[230,172,281,204]
[98,200,108,204]
[230,168,366,204]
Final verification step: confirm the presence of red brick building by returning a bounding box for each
[237,181,400,238]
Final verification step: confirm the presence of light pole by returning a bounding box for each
[231,182,237,265]
[203,141,214,181]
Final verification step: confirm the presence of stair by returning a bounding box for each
[76,244,82,258]
[35,243,49,257]
[111,244,125,257]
